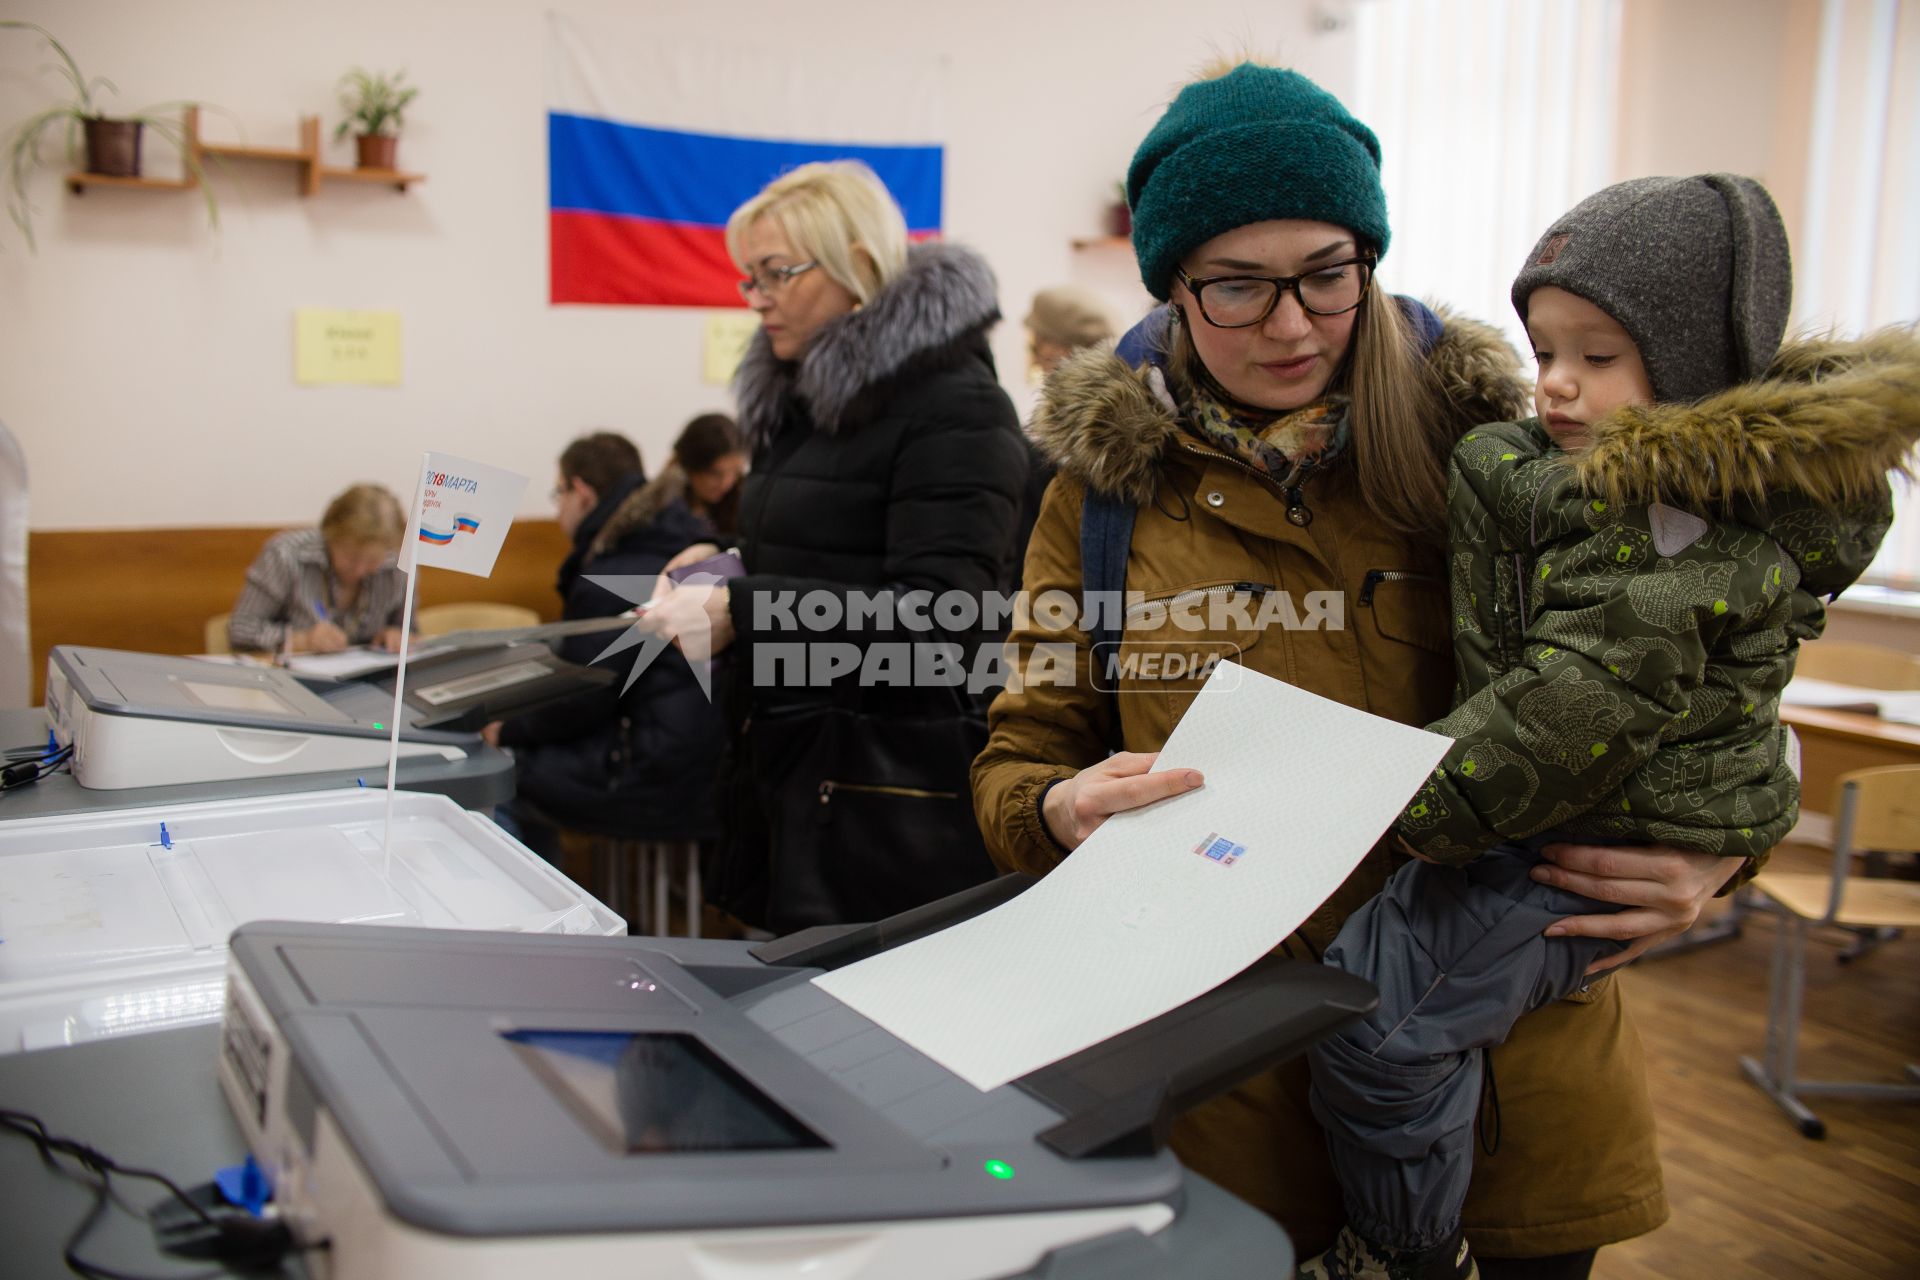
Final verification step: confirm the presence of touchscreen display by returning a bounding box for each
[182,681,293,716]
[502,1030,827,1155]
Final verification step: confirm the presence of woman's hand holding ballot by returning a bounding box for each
[635,581,734,662]
[1041,751,1205,853]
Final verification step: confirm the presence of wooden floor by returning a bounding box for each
[1599,847,1920,1278]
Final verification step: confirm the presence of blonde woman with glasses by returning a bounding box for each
[640,161,1030,934]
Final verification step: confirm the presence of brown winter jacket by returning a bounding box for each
[972,311,1668,1258]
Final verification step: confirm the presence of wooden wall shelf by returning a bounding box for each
[66,171,195,193]
[66,106,424,198]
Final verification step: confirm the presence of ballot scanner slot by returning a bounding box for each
[359,644,618,733]
[1016,957,1378,1160]
[753,876,1383,1163]
[751,872,1040,971]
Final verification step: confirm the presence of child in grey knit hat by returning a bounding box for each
[1301,175,1918,1280]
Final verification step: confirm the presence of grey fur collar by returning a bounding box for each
[1033,308,1528,504]
[732,241,1001,439]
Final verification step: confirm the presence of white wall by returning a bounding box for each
[1615,0,1819,270]
[1,0,1349,530]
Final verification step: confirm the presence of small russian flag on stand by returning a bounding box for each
[547,16,947,308]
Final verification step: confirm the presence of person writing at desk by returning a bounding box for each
[228,482,410,655]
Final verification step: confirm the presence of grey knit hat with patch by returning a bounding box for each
[1511,174,1792,403]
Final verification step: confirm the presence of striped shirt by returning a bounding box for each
[228,528,411,652]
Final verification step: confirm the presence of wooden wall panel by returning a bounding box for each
[26,520,571,703]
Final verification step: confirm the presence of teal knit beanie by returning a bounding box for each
[1128,64,1389,301]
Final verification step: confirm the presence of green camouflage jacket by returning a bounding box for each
[1399,330,1920,866]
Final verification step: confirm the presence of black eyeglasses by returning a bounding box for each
[1176,254,1376,328]
[737,260,818,300]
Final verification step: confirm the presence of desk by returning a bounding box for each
[0,707,514,818]
[0,1027,305,1280]
[0,1027,1291,1280]
[1781,704,1920,811]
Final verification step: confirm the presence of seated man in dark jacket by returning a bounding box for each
[492,421,744,868]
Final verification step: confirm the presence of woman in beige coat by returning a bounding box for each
[974,63,1749,1277]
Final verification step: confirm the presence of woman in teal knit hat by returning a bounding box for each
[973,60,1717,1278]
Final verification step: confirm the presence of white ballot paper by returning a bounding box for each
[812,659,1452,1092]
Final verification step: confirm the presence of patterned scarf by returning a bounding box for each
[1181,358,1351,483]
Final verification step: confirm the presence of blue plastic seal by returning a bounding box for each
[214,1154,273,1216]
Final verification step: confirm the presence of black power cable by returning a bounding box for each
[0,1107,291,1279]
[1,743,73,793]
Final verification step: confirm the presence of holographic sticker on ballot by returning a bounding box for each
[1192,832,1246,866]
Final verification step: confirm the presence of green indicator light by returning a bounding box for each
[984,1159,1015,1180]
[372,722,384,731]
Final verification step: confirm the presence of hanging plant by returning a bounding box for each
[0,21,217,250]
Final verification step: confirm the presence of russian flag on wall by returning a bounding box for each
[548,16,947,307]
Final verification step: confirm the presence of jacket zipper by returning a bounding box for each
[818,780,958,803]
[1125,581,1275,620]
[1511,551,1532,632]
[1357,568,1441,606]
[1178,441,1317,527]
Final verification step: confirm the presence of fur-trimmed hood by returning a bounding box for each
[732,240,1002,441]
[1031,303,1529,504]
[588,461,708,559]
[1572,327,1920,512]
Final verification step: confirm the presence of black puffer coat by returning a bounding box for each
[715,240,1030,928]
[499,468,729,840]
[726,242,1031,714]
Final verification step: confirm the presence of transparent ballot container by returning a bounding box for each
[0,789,624,1053]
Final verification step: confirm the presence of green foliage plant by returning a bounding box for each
[0,20,217,251]
[333,68,417,142]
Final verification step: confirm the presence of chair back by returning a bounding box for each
[1823,764,1920,923]
[1794,641,1920,690]
[204,613,233,655]
[415,602,541,639]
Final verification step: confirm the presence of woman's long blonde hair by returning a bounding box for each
[1342,279,1453,539]
[1170,277,1451,540]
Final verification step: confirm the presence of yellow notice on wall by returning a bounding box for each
[702,310,763,385]
[295,308,403,386]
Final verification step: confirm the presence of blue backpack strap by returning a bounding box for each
[1079,487,1137,689]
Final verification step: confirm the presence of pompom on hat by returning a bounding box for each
[1127,63,1390,301]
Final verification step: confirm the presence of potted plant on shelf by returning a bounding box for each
[0,21,215,250]
[334,68,417,171]
[1103,180,1131,238]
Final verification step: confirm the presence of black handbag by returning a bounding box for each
[711,694,995,933]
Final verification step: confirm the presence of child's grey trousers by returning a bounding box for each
[1306,844,1628,1250]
